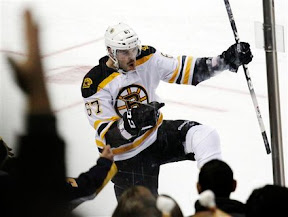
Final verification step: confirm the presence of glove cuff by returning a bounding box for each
[220,51,238,72]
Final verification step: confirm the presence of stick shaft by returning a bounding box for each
[223,0,271,154]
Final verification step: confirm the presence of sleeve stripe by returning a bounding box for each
[97,123,108,136]
[93,116,119,130]
[190,58,197,85]
[100,121,117,140]
[183,56,193,84]
[168,56,181,83]
[96,139,105,148]
[94,117,120,142]
[168,56,195,85]
[176,56,186,84]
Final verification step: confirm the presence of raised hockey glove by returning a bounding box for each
[122,101,165,137]
[221,42,253,72]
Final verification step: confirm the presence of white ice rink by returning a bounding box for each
[1,0,287,216]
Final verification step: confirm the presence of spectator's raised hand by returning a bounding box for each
[7,10,51,114]
[100,145,114,161]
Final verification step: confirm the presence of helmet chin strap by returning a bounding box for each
[108,54,127,74]
[108,53,120,70]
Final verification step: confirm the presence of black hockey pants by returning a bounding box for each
[112,119,199,200]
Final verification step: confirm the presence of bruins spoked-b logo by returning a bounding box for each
[115,84,149,117]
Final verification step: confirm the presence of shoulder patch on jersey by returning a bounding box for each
[136,45,156,66]
[82,77,93,88]
[81,64,119,98]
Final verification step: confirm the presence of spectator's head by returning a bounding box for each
[246,184,288,217]
[157,194,184,217]
[197,159,236,198]
[112,185,161,217]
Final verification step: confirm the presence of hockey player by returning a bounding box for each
[81,23,253,199]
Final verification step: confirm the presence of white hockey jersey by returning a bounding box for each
[81,45,211,161]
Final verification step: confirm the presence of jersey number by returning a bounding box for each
[85,100,101,116]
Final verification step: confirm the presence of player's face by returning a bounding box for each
[116,47,138,71]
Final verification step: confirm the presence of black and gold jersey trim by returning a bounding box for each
[168,55,194,85]
[136,45,156,66]
[176,56,186,84]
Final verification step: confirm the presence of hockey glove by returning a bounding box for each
[221,42,253,72]
[122,101,165,137]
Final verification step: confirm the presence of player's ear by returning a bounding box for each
[107,47,113,56]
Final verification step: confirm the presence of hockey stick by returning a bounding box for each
[223,0,271,154]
